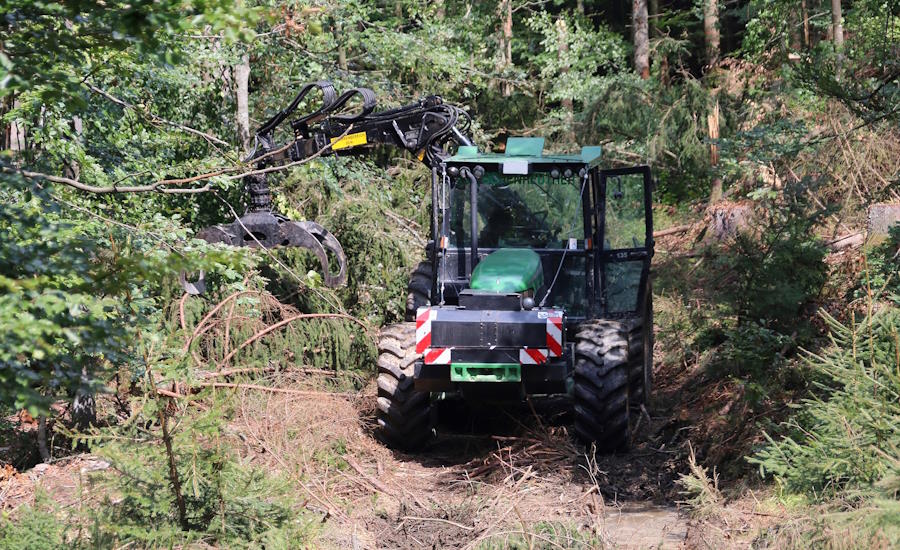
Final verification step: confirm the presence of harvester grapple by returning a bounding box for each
[187,80,473,293]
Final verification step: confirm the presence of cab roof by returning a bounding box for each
[446,137,602,168]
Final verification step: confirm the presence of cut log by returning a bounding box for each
[826,232,864,251]
[653,224,692,238]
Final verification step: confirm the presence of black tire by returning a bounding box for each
[573,320,636,453]
[404,261,433,322]
[376,323,434,450]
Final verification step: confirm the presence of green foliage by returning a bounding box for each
[752,309,900,498]
[719,184,827,332]
[0,0,259,103]
[0,182,254,415]
[526,11,627,105]
[856,225,900,305]
[0,494,67,550]
[583,74,716,201]
[88,406,317,547]
[743,0,900,123]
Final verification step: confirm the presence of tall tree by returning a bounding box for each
[498,0,514,96]
[335,20,348,71]
[831,0,844,77]
[703,0,720,68]
[234,52,251,152]
[633,0,650,79]
[556,17,575,140]
[801,0,810,49]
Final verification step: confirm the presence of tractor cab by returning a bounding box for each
[430,137,653,321]
[376,136,655,454]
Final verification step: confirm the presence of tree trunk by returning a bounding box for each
[703,0,720,69]
[498,0,513,97]
[159,398,188,530]
[649,0,659,37]
[234,52,251,152]
[3,97,26,152]
[632,0,650,79]
[831,0,844,77]
[801,0,810,49]
[37,415,51,463]
[708,101,722,203]
[335,21,348,71]
[71,365,96,433]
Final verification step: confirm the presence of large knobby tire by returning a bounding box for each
[573,320,640,453]
[404,261,433,322]
[376,323,434,450]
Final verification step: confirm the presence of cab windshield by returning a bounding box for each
[449,171,585,249]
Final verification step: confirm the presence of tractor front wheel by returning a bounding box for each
[573,320,635,453]
[375,323,434,450]
[404,261,433,322]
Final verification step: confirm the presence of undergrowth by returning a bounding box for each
[750,308,900,546]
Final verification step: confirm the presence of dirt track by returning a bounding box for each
[313,394,692,549]
[1,388,692,549]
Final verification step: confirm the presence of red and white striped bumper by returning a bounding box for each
[415,306,565,366]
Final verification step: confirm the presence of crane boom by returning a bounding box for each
[190,80,473,292]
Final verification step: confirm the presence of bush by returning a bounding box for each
[752,309,900,497]
[0,495,67,550]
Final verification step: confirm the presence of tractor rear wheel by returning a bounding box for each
[573,320,635,453]
[404,261,433,322]
[376,323,434,450]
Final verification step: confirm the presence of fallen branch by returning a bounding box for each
[193,382,350,397]
[3,166,215,194]
[385,210,426,247]
[345,456,400,501]
[401,516,475,531]
[201,366,337,378]
[7,122,354,196]
[653,224,692,238]
[826,232,865,251]
[215,312,369,370]
[183,290,263,352]
[157,384,347,399]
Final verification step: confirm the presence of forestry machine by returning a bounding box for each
[201,81,655,454]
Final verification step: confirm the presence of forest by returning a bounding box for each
[1,0,899,548]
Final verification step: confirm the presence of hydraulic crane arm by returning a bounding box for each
[190,80,473,292]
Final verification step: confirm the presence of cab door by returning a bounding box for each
[595,166,653,317]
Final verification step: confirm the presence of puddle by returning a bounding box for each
[602,504,687,549]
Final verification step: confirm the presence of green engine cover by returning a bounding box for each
[469,248,544,294]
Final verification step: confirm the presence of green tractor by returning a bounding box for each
[172,79,650,454]
[377,137,654,453]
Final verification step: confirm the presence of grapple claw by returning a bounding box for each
[187,212,348,292]
[281,220,348,287]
